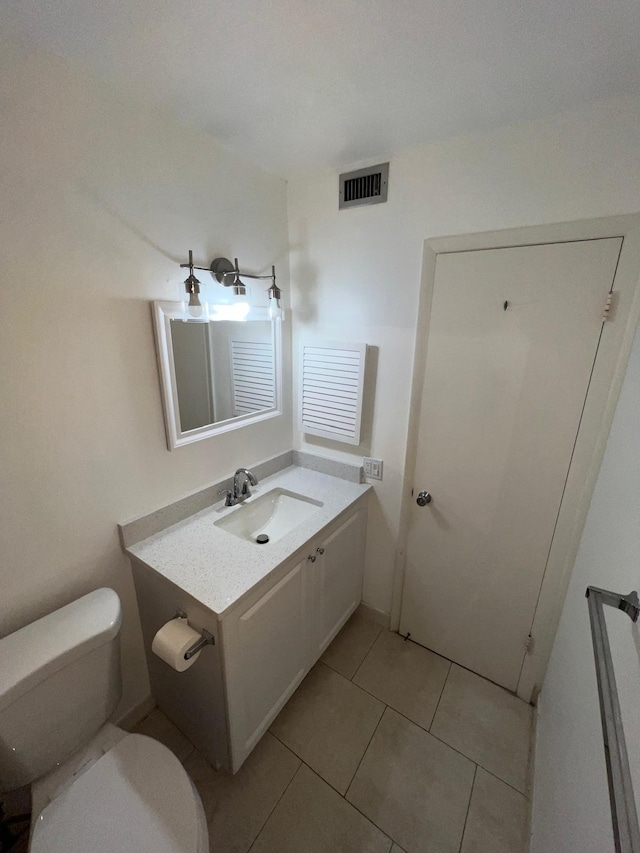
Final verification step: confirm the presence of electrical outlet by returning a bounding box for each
[363,457,383,480]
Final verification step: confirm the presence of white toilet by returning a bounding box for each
[0,588,209,852]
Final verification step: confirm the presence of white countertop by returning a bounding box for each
[127,465,371,618]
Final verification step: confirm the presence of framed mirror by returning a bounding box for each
[153,301,282,449]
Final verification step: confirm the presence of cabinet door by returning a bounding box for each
[223,557,309,771]
[312,507,366,658]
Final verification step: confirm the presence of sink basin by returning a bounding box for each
[214,488,324,544]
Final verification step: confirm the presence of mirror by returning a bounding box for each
[153,302,282,449]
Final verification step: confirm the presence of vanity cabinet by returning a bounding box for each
[221,502,367,771]
[129,474,370,776]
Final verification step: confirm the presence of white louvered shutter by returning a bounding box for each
[231,340,275,416]
[299,341,367,445]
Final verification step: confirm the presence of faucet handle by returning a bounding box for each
[218,489,233,507]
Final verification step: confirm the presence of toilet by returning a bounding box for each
[0,588,209,852]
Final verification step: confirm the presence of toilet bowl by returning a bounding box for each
[0,589,209,852]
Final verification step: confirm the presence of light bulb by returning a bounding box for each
[187,291,203,319]
[269,296,283,320]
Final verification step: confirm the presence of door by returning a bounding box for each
[224,557,308,769]
[312,508,366,657]
[170,320,214,430]
[400,238,622,691]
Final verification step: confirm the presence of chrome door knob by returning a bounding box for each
[416,491,432,507]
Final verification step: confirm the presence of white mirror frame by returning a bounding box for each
[152,300,283,450]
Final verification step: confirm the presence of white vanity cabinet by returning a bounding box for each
[126,466,371,776]
[221,502,367,771]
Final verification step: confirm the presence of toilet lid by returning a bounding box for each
[31,734,204,853]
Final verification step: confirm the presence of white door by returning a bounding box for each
[400,238,622,691]
[312,508,366,657]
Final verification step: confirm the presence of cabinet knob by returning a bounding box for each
[316,547,325,555]
[308,554,317,563]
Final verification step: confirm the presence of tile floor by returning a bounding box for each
[135,609,533,853]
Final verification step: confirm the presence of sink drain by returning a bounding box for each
[256,534,270,544]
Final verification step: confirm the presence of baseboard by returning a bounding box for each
[358,601,390,629]
[525,698,539,852]
[115,693,155,731]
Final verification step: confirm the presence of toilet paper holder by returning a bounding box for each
[175,609,215,660]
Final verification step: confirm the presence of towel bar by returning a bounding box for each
[586,586,640,853]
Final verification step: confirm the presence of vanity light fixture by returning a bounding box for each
[179,252,284,320]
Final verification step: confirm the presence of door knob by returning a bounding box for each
[316,547,325,555]
[416,491,432,507]
[308,554,317,563]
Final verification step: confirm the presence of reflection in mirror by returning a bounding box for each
[153,301,282,450]
[170,320,275,431]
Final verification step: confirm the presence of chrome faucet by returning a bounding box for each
[219,468,259,507]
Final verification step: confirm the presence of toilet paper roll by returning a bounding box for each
[152,617,202,672]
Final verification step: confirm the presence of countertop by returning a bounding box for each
[127,465,371,618]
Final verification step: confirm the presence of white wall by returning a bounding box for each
[530,322,640,852]
[0,40,291,719]
[287,95,640,615]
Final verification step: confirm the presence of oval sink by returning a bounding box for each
[214,488,324,544]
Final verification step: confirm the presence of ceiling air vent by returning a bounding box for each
[339,162,389,210]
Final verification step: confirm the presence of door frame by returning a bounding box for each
[390,214,640,703]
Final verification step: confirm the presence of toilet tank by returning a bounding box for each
[0,588,122,792]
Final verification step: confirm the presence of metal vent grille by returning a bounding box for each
[339,163,389,210]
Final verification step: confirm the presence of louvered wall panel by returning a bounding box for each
[231,340,275,416]
[299,341,367,445]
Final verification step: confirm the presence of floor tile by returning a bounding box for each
[183,733,299,853]
[251,764,391,853]
[353,631,450,729]
[132,707,194,763]
[270,663,384,794]
[347,707,475,853]
[460,768,528,853]
[430,665,533,792]
[321,610,383,679]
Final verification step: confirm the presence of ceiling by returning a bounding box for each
[2,0,639,176]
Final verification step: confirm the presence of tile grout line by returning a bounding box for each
[273,701,527,803]
[323,650,529,797]
[245,761,305,853]
[427,658,453,732]
[344,702,387,800]
[267,728,353,800]
[457,763,478,853]
[336,683,528,799]
[270,723,400,849]
[424,728,528,797]
[335,697,403,850]
[350,625,384,683]
[401,635,531,705]
[478,765,530,799]
[253,625,530,849]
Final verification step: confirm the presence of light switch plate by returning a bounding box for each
[363,457,383,480]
